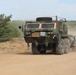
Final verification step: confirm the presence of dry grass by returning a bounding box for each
[0,38,28,54]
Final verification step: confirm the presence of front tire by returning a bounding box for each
[56,39,65,55]
[32,43,40,54]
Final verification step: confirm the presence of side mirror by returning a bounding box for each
[19,26,23,32]
[19,26,22,29]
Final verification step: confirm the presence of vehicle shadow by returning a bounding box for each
[17,52,33,55]
[17,51,57,55]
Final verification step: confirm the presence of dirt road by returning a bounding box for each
[0,51,76,75]
[0,38,76,75]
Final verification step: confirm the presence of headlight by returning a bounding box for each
[25,32,30,35]
[40,32,46,36]
[47,32,51,35]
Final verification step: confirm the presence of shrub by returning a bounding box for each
[0,14,20,42]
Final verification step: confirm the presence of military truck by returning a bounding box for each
[20,16,76,55]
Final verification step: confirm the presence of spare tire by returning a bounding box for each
[36,17,52,22]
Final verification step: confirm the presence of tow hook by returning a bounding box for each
[35,42,38,46]
[45,42,48,47]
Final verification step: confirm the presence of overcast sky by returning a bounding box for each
[0,0,76,20]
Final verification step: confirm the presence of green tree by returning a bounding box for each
[0,14,20,41]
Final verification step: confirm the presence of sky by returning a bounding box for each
[0,0,76,20]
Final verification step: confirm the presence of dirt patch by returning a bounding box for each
[0,52,76,75]
[0,38,28,54]
[0,38,76,75]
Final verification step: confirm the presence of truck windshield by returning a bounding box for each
[27,24,39,28]
[42,24,54,28]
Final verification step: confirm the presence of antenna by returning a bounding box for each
[56,16,58,21]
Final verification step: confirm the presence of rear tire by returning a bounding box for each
[64,39,70,54]
[72,37,76,47]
